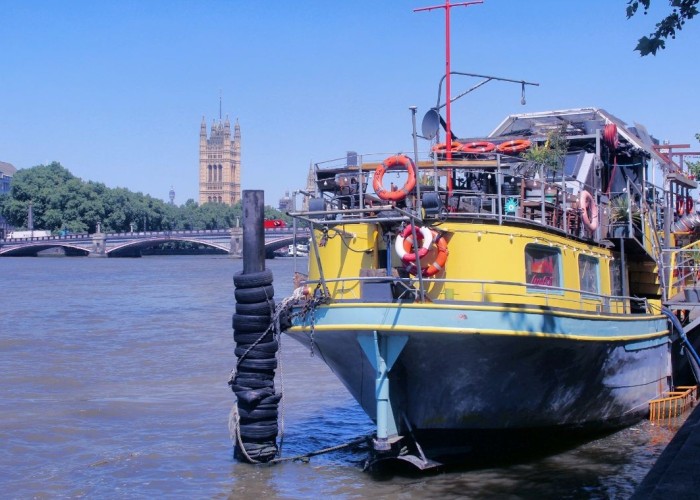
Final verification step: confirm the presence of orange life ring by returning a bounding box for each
[579,190,599,232]
[404,230,449,277]
[496,139,531,154]
[459,141,496,154]
[395,225,433,263]
[677,197,686,216]
[373,155,417,202]
[432,141,463,153]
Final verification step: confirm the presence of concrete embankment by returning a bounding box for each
[632,404,700,498]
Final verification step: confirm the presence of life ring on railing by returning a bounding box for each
[373,155,416,202]
[495,139,531,154]
[395,225,433,263]
[687,197,695,214]
[579,190,599,232]
[404,230,449,277]
[432,141,463,153]
[677,196,687,216]
[459,141,496,154]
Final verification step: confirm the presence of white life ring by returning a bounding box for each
[579,190,599,232]
[395,225,433,263]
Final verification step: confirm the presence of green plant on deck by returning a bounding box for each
[522,127,568,178]
[686,133,700,179]
[419,172,435,187]
[688,160,700,180]
[609,195,641,226]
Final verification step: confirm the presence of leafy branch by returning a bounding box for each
[627,0,699,56]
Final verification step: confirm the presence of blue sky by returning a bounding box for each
[2,0,699,206]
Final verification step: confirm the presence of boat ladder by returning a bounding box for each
[648,386,698,423]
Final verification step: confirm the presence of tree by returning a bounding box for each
[627,0,699,55]
[0,163,289,233]
[686,133,700,178]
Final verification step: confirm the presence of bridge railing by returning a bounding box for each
[1,227,309,242]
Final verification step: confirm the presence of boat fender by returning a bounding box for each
[579,190,599,232]
[373,155,417,202]
[495,139,531,154]
[677,196,686,216]
[459,141,496,154]
[395,225,433,263]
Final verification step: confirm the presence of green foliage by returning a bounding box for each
[627,0,699,56]
[609,195,642,225]
[685,132,700,178]
[0,162,288,233]
[522,128,568,174]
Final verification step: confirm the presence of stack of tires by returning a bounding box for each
[230,269,280,463]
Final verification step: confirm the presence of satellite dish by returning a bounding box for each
[421,108,440,140]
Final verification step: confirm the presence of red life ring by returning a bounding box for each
[373,155,417,202]
[496,139,531,154]
[677,197,686,216]
[404,230,449,277]
[459,141,496,154]
[688,198,696,214]
[579,190,599,232]
[432,141,463,153]
[395,225,433,263]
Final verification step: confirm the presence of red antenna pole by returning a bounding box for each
[415,1,483,162]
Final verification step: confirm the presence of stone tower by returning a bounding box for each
[303,162,316,211]
[199,116,241,205]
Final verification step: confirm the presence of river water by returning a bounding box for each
[0,255,680,498]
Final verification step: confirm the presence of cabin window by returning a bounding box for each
[578,255,600,295]
[610,259,623,296]
[525,245,561,288]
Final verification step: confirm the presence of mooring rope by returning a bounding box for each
[229,285,350,465]
[230,286,325,463]
[266,435,372,465]
[228,403,260,464]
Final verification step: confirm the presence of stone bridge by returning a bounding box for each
[0,227,310,257]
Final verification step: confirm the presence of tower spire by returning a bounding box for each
[219,89,222,120]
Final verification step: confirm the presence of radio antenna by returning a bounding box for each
[414,0,483,161]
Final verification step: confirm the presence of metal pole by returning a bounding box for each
[410,106,422,214]
[445,1,452,162]
[242,190,265,274]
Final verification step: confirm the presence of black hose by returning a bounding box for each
[661,306,700,383]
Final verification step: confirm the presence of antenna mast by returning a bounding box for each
[414,0,483,161]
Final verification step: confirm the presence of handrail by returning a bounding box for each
[662,241,700,300]
[299,275,651,314]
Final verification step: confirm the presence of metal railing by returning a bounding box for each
[300,275,649,314]
[649,385,697,422]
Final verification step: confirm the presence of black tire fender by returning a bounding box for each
[232,314,273,333]
[235,299,275,316]
[233,269,273,289]
[234,285,275,304]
